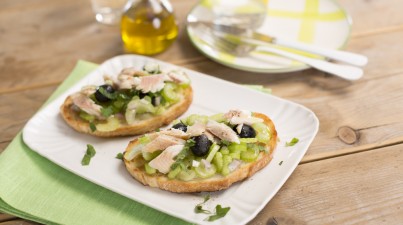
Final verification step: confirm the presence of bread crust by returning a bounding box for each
[123,112,278,193]
[60,87,192,137]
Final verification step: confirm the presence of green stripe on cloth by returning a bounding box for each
[0,60,270,225]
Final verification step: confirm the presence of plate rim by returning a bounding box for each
[186,0,353,73]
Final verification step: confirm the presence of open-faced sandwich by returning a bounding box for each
[60,62,193,137]
[123,109,278,193]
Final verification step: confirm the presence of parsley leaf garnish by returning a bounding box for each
[193,195,230,221]
[89,122,96,132]
[206,205,231,221]
[195,205,211,214]
[285,137,299,147]
[194,194,211,214]
[116,153,124,160]
[81,144,96,166]
[170,139,195,170]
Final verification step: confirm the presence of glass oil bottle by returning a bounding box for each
[121,0,178,55]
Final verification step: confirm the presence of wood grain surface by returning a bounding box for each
[1,0,402,224]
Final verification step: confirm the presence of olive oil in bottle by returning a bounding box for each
[121,0,178,55]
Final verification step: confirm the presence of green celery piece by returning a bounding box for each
[285,137,299,147]
[177,169,196,181]
[144,163,156,175]
[206,143,220,162]
[240,138,258,143]
[194,164,217,178]
[240,149,259,162]
[161,83,179,103]
[212,152,223,173]
[100,106,114,117]
[168,166,181,179]
[142,150,161,161]
[221,155,232,176]
[228,142,247,153]
[79,111,95,122]
[229,152,240,160]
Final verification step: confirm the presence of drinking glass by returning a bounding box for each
[91,0,128,25]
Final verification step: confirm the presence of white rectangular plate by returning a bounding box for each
[23,55,319,225]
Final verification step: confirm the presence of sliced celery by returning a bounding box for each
[177,169,196,181]
[229,152,240,160]
[162,83,179,103]
[209,113,226,123]
[79,111,95,122]
[96,117,120,132]
[145,163,156,174]
[168,166,181,179]
[143,95,152,103]
[113,100,125,111]
[247,143,267,152]
[221,155,232,176]
[220,146,230,155]
[228,142,247,153]
[185,114,208,126]
[194,163,217,178]
[138,135,151,144]
[206,143,220,162]
[136,100,156,114]
[252,122,271,143]
[142,150,161,161]
[240,138,258,143]
[212,152,223,173]
[240,149,259,162]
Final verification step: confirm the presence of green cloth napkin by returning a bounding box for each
[0,60,271,225]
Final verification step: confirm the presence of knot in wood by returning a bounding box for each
[337,126,359,144]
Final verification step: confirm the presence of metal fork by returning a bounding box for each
[196,26,363,80]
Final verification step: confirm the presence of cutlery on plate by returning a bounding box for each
[191,24,363,80]
[188,20,368,67]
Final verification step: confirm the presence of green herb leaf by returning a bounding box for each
[194,194,211,214]
[206,205,231,221]
[81,144,96,166]
[116,153,124,160]
[187,138,196,147]
[101,106,114,117]
[98,86,117,100]
[203,194,211,203]
[285,137,299,147]
[195,205,211,214]
[279,161,283,166]
[89,122,96,132]
[170,139,195,170]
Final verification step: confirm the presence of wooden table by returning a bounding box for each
[1,0,402,224]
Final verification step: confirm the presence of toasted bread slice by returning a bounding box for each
[123,112,277,193]
[60,87,192,137]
